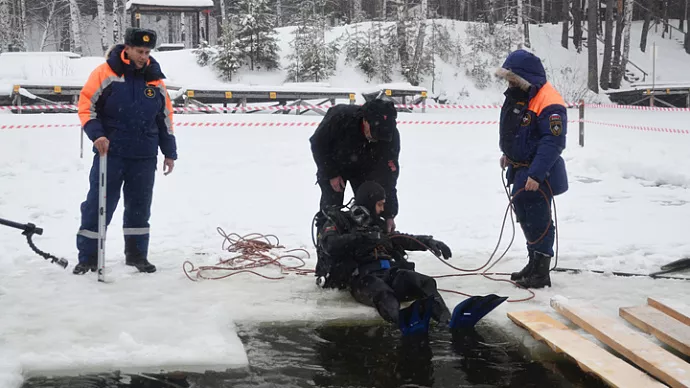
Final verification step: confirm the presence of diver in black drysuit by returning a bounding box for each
[316,181,453,326]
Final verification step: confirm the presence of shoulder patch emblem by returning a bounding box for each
[144,87,156,98]
[549,113,563,136]
[324,225,337,233]
[521,114,532,126]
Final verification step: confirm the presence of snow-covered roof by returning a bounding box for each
[608,81,690,93]
[126,0,213,10]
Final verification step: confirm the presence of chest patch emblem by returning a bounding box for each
[521,114,532,126]
[144,87,156,98]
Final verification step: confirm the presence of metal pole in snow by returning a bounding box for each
[579,99,585,147]
[651,42,656,107]
[97,153,107,283]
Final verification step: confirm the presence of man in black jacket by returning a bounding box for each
[317,181,454,332]
[310,98,400,234]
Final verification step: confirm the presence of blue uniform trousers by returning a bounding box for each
[77,154,156,264]
[511,182,555,257]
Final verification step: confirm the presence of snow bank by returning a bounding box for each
[1,19,687,105]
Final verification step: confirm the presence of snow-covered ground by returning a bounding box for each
[1,105,689,387]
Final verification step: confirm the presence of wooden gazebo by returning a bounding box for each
[125,0,214,48]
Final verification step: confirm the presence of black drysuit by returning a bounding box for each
[317,208,451,324]
[309,104,400,221]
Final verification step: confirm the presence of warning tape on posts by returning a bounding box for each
[583,120,690,134]
[1,119,687,135]
[1,103,689,112]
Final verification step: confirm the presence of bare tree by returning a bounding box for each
[96,0,108,53]
[561,0,569,48]
[394,0,409,73]
[408,0,427,84]
[685,0,690,53]
[353,0,362,21]
[621,0,633,76]
[587,0,598,93]
[573,0,583,52]
[640,0,653,52]
[600,0,614,89]
[0,0,10,51]
[68,0,82,53]
[112,0,122,44]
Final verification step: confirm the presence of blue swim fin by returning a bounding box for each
[398,296,434,336]
[448,294,508,330]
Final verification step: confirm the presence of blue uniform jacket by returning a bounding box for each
[78,44,177,160]
[498,50,568,196]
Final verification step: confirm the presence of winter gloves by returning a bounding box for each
[426,239,452,260]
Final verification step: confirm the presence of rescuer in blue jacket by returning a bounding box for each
[74,28,177,275]
[495,49,569,289]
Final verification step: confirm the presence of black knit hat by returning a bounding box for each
[361,99,397,142]
[354,181,386,215]
[124,27,157,48]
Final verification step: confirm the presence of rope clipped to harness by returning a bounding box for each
[0,217,69,268]
[182,228,313,281]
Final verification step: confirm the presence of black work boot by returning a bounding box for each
[510,251,536,281]
[126,257,157,273]
[125,238,156,273]
[516,252,552,289]
[73,262,97,275]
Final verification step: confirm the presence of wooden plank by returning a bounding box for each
[507,310,667,388]
[648,297,690,326]
[620,305,690,357]
[551,298,690,388]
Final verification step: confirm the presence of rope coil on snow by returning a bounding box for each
[182,228,313,281]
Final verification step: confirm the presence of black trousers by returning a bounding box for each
[349,268,442,324]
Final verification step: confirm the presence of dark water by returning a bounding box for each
[22,321,609,388]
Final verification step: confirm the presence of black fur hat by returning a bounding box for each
[124,27,157,48]
[361,99,397,142]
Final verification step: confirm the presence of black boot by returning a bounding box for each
[516,252,552,289]
[73,262,97,275]
[126,257,157,273]
[510,251,536,281]
[125,238,156,273]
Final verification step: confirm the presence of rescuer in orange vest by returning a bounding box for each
[495,49,569,289]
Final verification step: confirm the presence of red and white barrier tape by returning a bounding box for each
[2,102,689,113]
[1,119,685,135]
[583,120,690,135]
[0,119,575,130]
[583,103,690,112]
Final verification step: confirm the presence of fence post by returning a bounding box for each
[579,99,585,147]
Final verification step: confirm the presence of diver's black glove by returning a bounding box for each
[355,229,392,252]
[426,238,452,260]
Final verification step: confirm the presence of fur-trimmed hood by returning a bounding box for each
[495,49,547,92]
[104,44,165,82]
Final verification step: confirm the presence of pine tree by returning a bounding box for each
[193,40,217,67]
[214,25,243,82]
[285,9,340,82]
[234,0,280,71]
